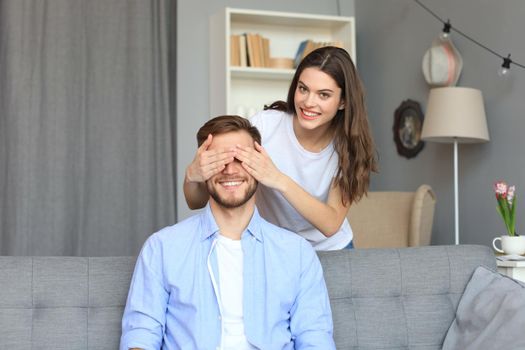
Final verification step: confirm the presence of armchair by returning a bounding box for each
[348,184,436,248]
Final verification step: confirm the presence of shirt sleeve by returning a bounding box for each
[120,236,169,350]
[289,239,336,349]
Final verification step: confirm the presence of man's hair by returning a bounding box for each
[196,115,262,146]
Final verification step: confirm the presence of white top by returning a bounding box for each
[250,109,352,250]
[216,235,257,350]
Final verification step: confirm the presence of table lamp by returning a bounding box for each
[421,87,490,245]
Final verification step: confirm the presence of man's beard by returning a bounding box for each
[207,178,258,209]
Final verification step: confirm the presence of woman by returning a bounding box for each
[184,46,377,250]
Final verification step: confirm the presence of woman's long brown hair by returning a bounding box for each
[265,46,377,205]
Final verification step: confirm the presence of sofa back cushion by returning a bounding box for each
[0,256,135,349]
[0,245,495,349]
[318,245,496,350]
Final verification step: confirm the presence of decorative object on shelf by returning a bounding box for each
[393,99,425,159]
[413,0,525,77]
[269,57,294,69]
[421,87,490,245]
[422,22,463,87]
[493,181,518,236]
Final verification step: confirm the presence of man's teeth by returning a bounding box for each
[222,181,242,187]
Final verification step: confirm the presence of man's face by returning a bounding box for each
[206,130,258,209]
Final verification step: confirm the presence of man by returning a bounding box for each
[120,115,335,350]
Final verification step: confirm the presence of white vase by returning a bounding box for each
[493,235,525,255]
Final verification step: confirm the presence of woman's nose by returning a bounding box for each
[304,93,317,107]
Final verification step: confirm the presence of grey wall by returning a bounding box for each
[176,0,355,220]
[355,0,525,246]
[177,0,525,249]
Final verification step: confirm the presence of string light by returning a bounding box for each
[413,0,525,77]
[439,20,451,40]
[498,54,512,78]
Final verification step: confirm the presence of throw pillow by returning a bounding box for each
[442,265,525,350]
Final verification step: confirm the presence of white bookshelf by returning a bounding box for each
[209,7,356,118]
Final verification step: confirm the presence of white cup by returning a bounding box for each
[493,235,525,255]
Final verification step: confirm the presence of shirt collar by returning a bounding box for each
[200,203,264,243]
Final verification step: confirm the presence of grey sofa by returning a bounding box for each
[0,245,496,349]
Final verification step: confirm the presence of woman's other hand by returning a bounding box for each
[186,134,236,183]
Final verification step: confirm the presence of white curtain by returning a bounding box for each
[0,0,176,256]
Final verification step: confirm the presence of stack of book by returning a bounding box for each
[293,40,344,68]
[230,33,271,68]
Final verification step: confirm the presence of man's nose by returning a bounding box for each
[222,159,239,174]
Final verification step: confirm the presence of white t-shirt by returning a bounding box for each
[250,109,352,250]
[216,235,257,350]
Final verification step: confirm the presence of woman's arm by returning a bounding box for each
[236,142,349,237]
[279,175,349,237]
[183,134,235,209]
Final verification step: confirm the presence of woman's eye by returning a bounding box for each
[298,85,307,93]
[319,93,330,99]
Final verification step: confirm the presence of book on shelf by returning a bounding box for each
[230,35,240,67]
[262,37,270,68]
[293,40,344,67]
[252,33,262,67]
[239,34,247,67]
[294,40,308,68]
[235,32,271,68]
[244,33,255,67]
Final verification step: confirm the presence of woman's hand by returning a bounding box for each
[236,141,349,237]
[235,142,286,191]
[186,134,236,183]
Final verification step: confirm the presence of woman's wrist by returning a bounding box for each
[185,167,197,183]
[276,173,291,194]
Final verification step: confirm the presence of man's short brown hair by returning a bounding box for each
[196,115,262,146]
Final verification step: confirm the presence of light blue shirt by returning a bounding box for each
[120,205,335,350]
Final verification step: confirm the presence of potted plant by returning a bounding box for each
[492,181,525,255]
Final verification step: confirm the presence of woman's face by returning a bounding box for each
[293,67,343,133]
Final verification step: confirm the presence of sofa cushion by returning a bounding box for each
[442,265,525,350]
[318,245,496,350]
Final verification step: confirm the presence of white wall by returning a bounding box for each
[176,0,355,220]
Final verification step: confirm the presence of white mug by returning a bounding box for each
[493,235,525,255]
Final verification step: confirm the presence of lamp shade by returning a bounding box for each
[422,87,490,143]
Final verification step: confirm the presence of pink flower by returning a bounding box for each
[508,186,516,203]
[493,180,517,236]
[494,181,508,198]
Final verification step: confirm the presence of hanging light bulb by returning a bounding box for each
[497,54,512,77]
[439,20,451,40]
